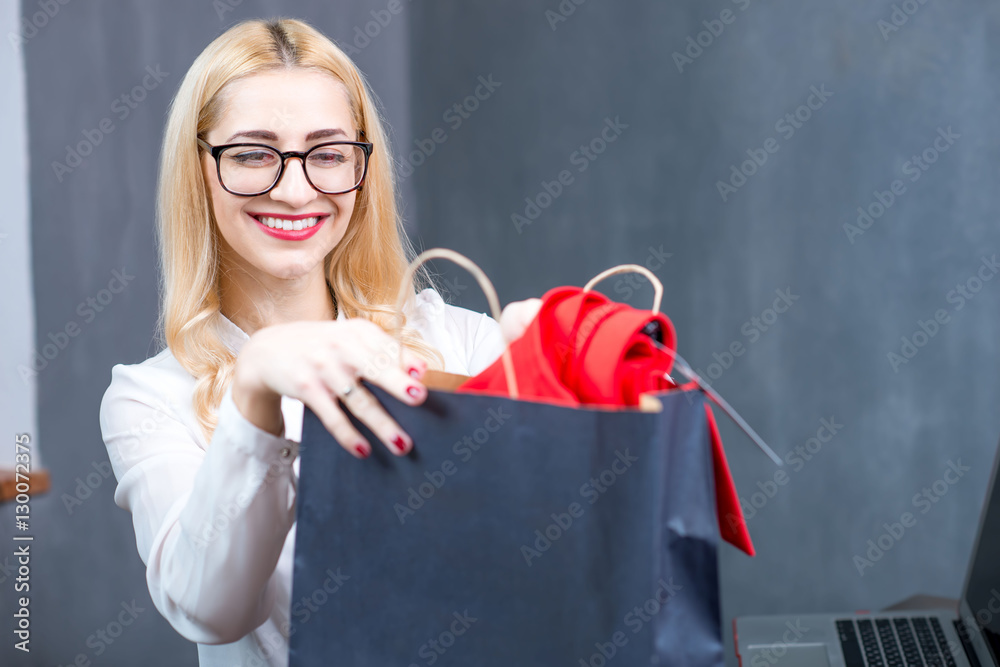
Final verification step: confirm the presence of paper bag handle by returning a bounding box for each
[582,262,782,464]
[582,264,663,314]
[392,248,519,399]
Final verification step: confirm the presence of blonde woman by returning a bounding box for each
[100,17,538,666]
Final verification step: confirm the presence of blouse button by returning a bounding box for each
[279,446,292,459]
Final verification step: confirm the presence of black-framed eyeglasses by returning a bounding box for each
[197,135,373,197]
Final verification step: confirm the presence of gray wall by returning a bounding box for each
[3,0,999,665]
[3,1,411,665]
[1,0,37,469]
[409,1,1000,665]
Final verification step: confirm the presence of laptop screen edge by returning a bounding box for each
[957,435,1000,666]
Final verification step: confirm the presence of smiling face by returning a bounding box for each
[201,68,360,283]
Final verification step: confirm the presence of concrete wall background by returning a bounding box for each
[0,0,37,469]
[407,2,1000,665]
[2,1,999,665]
[3,1,411,664]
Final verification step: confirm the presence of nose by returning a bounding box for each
[267,157,319,208]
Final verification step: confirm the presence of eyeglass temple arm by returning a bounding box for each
[652,340,783,466]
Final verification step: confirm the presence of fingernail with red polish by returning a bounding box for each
[408,366,421,379]
[355,444,370,459]
[392,435,408,454]
[407,385,423,399]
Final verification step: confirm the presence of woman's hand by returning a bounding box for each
[499,298,542,343]
[231,319,429,459]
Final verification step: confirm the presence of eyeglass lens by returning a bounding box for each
[218,144,366,195]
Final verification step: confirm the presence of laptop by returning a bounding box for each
[735,437,1000,667]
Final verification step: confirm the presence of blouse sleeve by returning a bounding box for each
[99,362,298,645]
[466,311,508,377]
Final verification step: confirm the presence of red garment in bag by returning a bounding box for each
[456,286,755,556]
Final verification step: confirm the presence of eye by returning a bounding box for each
[308,147,349,167]
[226,149,278,166]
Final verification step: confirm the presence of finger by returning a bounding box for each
[399,347,429,381]
[357,353,428,407]
[500,298,542,343]
[335,382,412,456]
[298,382,372,459]
[346,326,429,391]
[360,367,428,407]
[341,321,429,383]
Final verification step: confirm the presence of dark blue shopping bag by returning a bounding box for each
[288,381,725,667]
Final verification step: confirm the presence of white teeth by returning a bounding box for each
[256,216,322,230]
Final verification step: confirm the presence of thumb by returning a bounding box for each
[499,298,542,343]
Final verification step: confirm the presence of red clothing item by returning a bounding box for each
[456,286,754,556]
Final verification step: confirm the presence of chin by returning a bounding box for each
[265,257,328,281]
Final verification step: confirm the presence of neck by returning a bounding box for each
[218,255,336,336]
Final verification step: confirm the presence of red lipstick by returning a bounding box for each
[247,212,328,241]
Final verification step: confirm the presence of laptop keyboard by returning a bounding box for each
[836,617,957,667]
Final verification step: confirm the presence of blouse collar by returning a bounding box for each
[214,289,427,355]
[216,306,347,355]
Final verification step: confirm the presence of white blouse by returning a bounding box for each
[99,288,507,667]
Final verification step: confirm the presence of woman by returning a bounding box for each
[100,17,538,666]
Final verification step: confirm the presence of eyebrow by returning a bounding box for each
[224,128,349,143]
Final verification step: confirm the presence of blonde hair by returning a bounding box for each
[155,17,444,441]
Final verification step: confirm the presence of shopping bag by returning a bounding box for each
[288,249,728,667]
